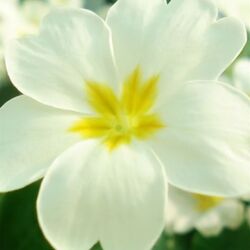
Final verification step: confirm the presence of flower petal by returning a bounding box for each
[166,186,200,234]
[107,0,246,99]
[152,81,250,196]
[233,58,250,95]
[216,200,244,229]
[0,95,80,192]
[195,211,223,237]
[6,8,117,113]
[37,141,166,250]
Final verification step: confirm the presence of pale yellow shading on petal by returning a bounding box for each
[193,193,224,212]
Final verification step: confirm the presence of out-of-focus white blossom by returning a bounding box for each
[0,0,20,82]
[217,0,250,30]
[50,0,84,8]
[0,0,84,83]
[166,186,244,237]
[17,1,51,36]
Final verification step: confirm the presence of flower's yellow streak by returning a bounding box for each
[70,67,165,150]
[193,194,224,212]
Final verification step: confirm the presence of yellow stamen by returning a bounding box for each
[193,193,224,212]
[69,67,165,150]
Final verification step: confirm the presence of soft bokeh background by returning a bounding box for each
[1,0,250,249]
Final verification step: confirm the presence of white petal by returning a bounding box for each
[6,8,117,113]
[37,142,166,250]
[166,186,199,234]
[152,81,250,196]
[216,200,244,229]
[107,0,246,99]
[194,199,243,236]
[0,95,80,192]
[195,211,223,237]
[233,58,250,95]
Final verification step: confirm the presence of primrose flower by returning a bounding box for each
[165,186,244,237]
[217,0,250,30]
[1,0,250,249]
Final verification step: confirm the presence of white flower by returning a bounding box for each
[1,0,250,249]
[166,186,244,237]
[4,0,84,37]
[217,0,250,30]
[17,1,51,36]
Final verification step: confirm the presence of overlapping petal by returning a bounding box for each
[37,141,166,250]
[233,59,250,95]
[107,0,246,101]
[151,81,250,196]
[6,8,118,113]
[0,95,81,192]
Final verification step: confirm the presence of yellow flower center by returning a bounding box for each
[193,193,224,212]
[70,67,165,150]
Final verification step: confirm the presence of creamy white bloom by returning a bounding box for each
[217,0,250,30]
[18,0,84,35]
[17,1,51,36]
[1,0,250,249]
[166,186,244,237]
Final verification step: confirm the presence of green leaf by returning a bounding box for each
[0,182,53,250]
[0,183,169,250]
[241,32,250,58]
[90,233,169,250]
[91,243,103,250]
[191,223,250,250]
[153,232,168,250]
[0,83,20,107]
